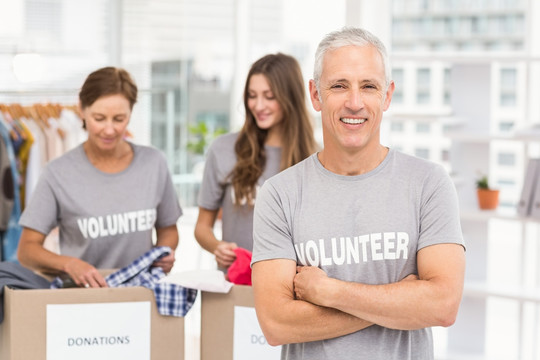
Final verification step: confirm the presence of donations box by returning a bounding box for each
[0,286,184,360]
[200,285,281,360]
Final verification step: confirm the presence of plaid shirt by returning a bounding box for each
[51,246,197,317]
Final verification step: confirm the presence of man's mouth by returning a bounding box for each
[340,117,366,125]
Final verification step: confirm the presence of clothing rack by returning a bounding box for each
[0,102,86,262]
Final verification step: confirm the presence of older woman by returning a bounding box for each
[18,67,182,288]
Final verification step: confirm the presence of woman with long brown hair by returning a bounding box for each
[195,53,318,270]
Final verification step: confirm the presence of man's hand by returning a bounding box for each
[293,266,330,304]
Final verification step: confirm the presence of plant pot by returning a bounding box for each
[477,189,499,210]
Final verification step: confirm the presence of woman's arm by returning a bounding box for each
[194,207,237,268]
[153,224,180,273]
[17,227,107,288]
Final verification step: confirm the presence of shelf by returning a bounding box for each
[435,351,488,360]
[446,131,540,144]
[460,208,540,224]
[464,281,540,303]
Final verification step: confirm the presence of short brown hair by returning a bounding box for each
[79,67,138,110]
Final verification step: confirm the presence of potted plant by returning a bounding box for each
[476,175,499,210]
[187,122,227,175]
[187,122,227,156]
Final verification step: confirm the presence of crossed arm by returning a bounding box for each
[252,243,465,346]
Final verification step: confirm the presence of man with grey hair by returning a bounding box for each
[251,27,466,360]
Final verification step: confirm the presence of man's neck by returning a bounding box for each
[318,144,389,176]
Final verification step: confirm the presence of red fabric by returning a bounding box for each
[227,248,252,286]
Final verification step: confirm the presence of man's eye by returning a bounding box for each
[331,84,345,89]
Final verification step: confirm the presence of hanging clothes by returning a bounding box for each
[0,103,86,261]
[0,115,22,262]
[0,134,14,234]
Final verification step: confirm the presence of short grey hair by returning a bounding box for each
[313,27,391,91]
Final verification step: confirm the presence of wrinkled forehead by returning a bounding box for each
[320,45,387,83]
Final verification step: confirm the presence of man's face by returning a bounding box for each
[309,45,394,154]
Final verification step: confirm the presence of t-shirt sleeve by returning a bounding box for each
[155,153,183,228]
[19,168,59,235]
[251,180,297,266]
[197,143,225,210]
[418,164,465,251]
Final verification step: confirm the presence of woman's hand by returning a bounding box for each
[152,249,176,273]
[63,257,108,288]
[214,241,238,268]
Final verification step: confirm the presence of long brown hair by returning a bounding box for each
[230,53,317,205]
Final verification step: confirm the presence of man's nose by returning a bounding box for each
[345,89,364,111]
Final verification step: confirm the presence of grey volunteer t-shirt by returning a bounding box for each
[198,132,281,252]
[252,149,465,360]
[20,143,182,268]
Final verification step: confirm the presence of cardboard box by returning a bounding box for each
[0,286,184,360]
[200,285,281,360]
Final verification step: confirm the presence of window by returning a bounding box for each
[416,68,431,104]
[441,149,450,162]
[497,152,516,166]
[416,123,431,133]
[391,121,404,132]
[415,148,430,159]
[392,68,404,104]
[498,121,514,132]
[500,68,517,88]
[499,68,517,107]
[443,68,452,105]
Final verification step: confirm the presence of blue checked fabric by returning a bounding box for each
[51,246,197,317]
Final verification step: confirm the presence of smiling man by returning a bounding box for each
[251,27,466,360]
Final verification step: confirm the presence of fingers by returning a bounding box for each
[215,252,236,268]
[152,252,176,273]
[79,271,108,288]
[153,260,174,273]
[402,273,419,281]
[214,242,238,267]
[65,258,108,288]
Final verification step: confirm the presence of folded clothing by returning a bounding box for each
[0,261,51,323]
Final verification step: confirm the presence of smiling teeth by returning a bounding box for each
[341,118,366,124]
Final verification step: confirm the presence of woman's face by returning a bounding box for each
[247,74,284,131]
[81,93,131,152]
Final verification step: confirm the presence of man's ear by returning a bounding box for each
[309,80,322,112]
[383,80,395,111]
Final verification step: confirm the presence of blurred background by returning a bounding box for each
[1,0,540,359]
